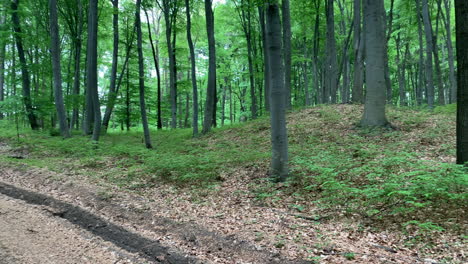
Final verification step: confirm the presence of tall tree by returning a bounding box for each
[102,0,119,132]
[352,0,364,104]
[0,13,6,119]
[421,0,435,108]
[265,2,288,181]
[84,0,101,142]
[136,0,152,149]
[49,0,70,138]
[325,0,338,104]
[185,0,199,137]
[360,0,390,127]
[202,0,217,134]
[455,0,468,164]
[158,0,179,129]
[282,0,292,109]
[442,0,457,103]
[11,0,39,130]
[259,5,270,112]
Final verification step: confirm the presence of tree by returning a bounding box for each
[455,0,468,164]
[202,0,217,134]
[324,0,338,104]
[360,0,390,127]
[0,12,6,119]
[102,0,119,132]
[136,0,152,149]
[11,0,39,130]
[265,1,288,181]
[282,0,292,109]
[84,0,101,142]
[421,0,435,108]
[49,0,70,138]
[185,0,199,137]
[352,0,364,104]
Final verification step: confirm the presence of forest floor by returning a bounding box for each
[0,104,466,263]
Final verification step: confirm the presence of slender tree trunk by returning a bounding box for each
[145,9,163,130]
[259,6,270,112]
[49,0,70,138]
[325,0,338,104]
[416,0,425,106]
[421,0,435,108]
[135,0,152,148]
[312,0,321,105]
[266,3,288,181]
[202,0,217,134]
[0,14,5,119]
[443,0,457,103]
[455,0,468,164]
[85,0,101,142]
[70,0,83,130]
[395,33,407,106]
[102,0,119,132]
[360,0,389,127]
[352,0,364,104]
[433,5,445,105]
[383,0,394,104]
[282,0,292,109]
[185,0,199,136]
[11,0,39,130]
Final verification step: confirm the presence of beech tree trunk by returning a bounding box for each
[102,0,119,132]
[85,0,101,142]
[70,0,83,130]
[202,0,217,134]
[421,0,435,108]
[282,0,292,109]
[360,0,389,127]
[0,13,5,119]
[49,0,70,138]
[185,0,199,137]
[259,6,270,112]
[325,0,338,104]
[265,2,288,181]
[443,0,457,103]
[136,0,152,149]
[11,0,39,130]
[455,0,468,164]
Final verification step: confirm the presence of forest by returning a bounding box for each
[0,0,467,263]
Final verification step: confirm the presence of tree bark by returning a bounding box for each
[102,0,119,132]
[360,0,389,127]
[85,0,101,142]
[144,10,163,130]
[265,2,288,181]
[282,0,292,109]
[0,13,5,119]
[443,0,457,103]
[11,0,39,130]
[202,0,217,134]
[135,0,152,149]
[421,0,435,108]
[325,0,338,104]
[455,0,468,164]
[185,0,199,136]
[49,0,70,138]
[70,0,83,130]
[259,6,270,112]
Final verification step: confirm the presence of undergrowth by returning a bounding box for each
[0,104,466,233]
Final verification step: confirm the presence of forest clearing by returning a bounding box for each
[0,0,468,263]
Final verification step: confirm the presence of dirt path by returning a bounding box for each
[0,143,309,264]
[0,192,150,264]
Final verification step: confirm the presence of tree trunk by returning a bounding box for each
[259,6,270,112]
[0,13,5,119]
[360,0,389,127]
[282,0,292,109]
[70,0,83,130]
[265,3,288,181]
[185,0,199,136]
[144,9,163,130]
[415,0,425,106]
[85,0,101,142]
[102,0,119,132]
[325,0,338,104]
[11,0,39,130]
[49,0,70,138]
[443,0,457,103]
[421,0,435,108]
[202,0,217,134]
[455,0,468,164]
[135,0,152,148]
